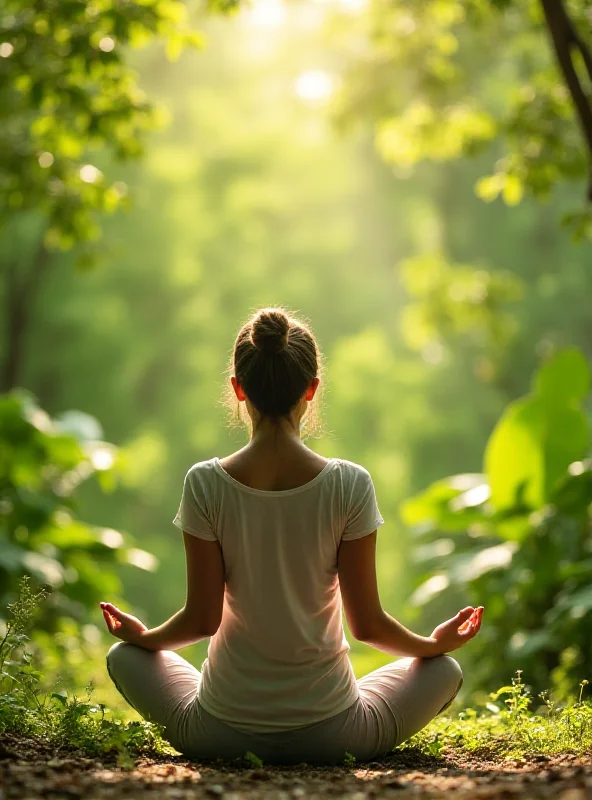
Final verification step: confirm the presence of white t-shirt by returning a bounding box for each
[172,456,385,733]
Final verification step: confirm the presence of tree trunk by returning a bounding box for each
[1,244,50,392]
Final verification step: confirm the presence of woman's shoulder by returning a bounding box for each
[330,458,373,484]
[183,458,218,485]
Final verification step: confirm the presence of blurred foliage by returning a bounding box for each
[0,0,203,255]
[399,251,524,354]
[334,0,592,238]
[0,390,157,630]
[402,348,592,698]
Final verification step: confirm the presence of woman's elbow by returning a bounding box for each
[184,606,222,638]
[348,611,384,643]
[349,624,373,643]
[198,619,221,637]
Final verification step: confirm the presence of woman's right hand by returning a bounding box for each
[429,606,483,654]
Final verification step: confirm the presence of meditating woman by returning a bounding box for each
[101,307,483,765]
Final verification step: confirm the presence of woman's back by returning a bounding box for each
[173,456,385,732]
[103,307,479,765]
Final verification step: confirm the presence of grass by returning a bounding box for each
[404,670,592,759]
[0,577,172,764]
[2,576,592,766]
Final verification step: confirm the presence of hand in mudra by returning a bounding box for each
[100,601,148,644]
[431,606,483,654]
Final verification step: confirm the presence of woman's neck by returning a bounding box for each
[249,419,302,448]
[249,410,303,441]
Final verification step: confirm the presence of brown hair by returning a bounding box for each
[224,307,323,437]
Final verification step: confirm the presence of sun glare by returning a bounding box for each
[247,0,286,27]
[335,0,368,13]
[246,0,367,29]
[294,70,336,103]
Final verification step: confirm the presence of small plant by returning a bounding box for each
[400,669,592,760]
[244,750,264,768]
[343,750,356,767]
[0,576,49,730]
[424,732,445,757]
[490,669,532,724]
[0,576,171,760]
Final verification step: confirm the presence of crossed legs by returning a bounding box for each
[106,643,463,763]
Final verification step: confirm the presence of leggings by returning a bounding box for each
[106,642,463,765]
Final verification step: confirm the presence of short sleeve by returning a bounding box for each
[341,467,385,541]
[172,467,217,541]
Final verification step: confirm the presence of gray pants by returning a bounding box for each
[106,643,463,765]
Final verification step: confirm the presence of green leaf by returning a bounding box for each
[502,174,524,206]
[552,466,592,517]
[535,348,590,405]
[543,407,589,498]
[42,522,98,549]
[244,751,264,768]
[401,473,486,530]
[165,34,184,62]
[562,585,592,613]
[449,542,518,582]
[475,174,502,202]
[485,351,590,513]
[485,396,545,511]
[509,630,553,656]
[0,541,27,571]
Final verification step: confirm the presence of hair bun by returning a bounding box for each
[251,308,289,355]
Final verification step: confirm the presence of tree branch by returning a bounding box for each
[539,0,592,201]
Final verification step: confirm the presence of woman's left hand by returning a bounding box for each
[100,602,148,644]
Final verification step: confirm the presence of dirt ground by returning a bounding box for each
[1,734,591,799]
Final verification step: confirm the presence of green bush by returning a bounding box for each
[0,389,156,632]
[403,348,592,697]
[0,575,170,762]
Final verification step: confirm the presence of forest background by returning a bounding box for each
[1,0,592,715]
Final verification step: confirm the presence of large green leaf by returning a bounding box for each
[485,350,590,511]
[485,396,545,510]
[448,541,518,582]
[535,347,590,406]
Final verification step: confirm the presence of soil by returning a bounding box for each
[1,734,591,799]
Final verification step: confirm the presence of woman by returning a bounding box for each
[101,307,483,765]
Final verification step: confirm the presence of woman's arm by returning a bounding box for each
[101,532,225,651]
[337,532,482,657]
